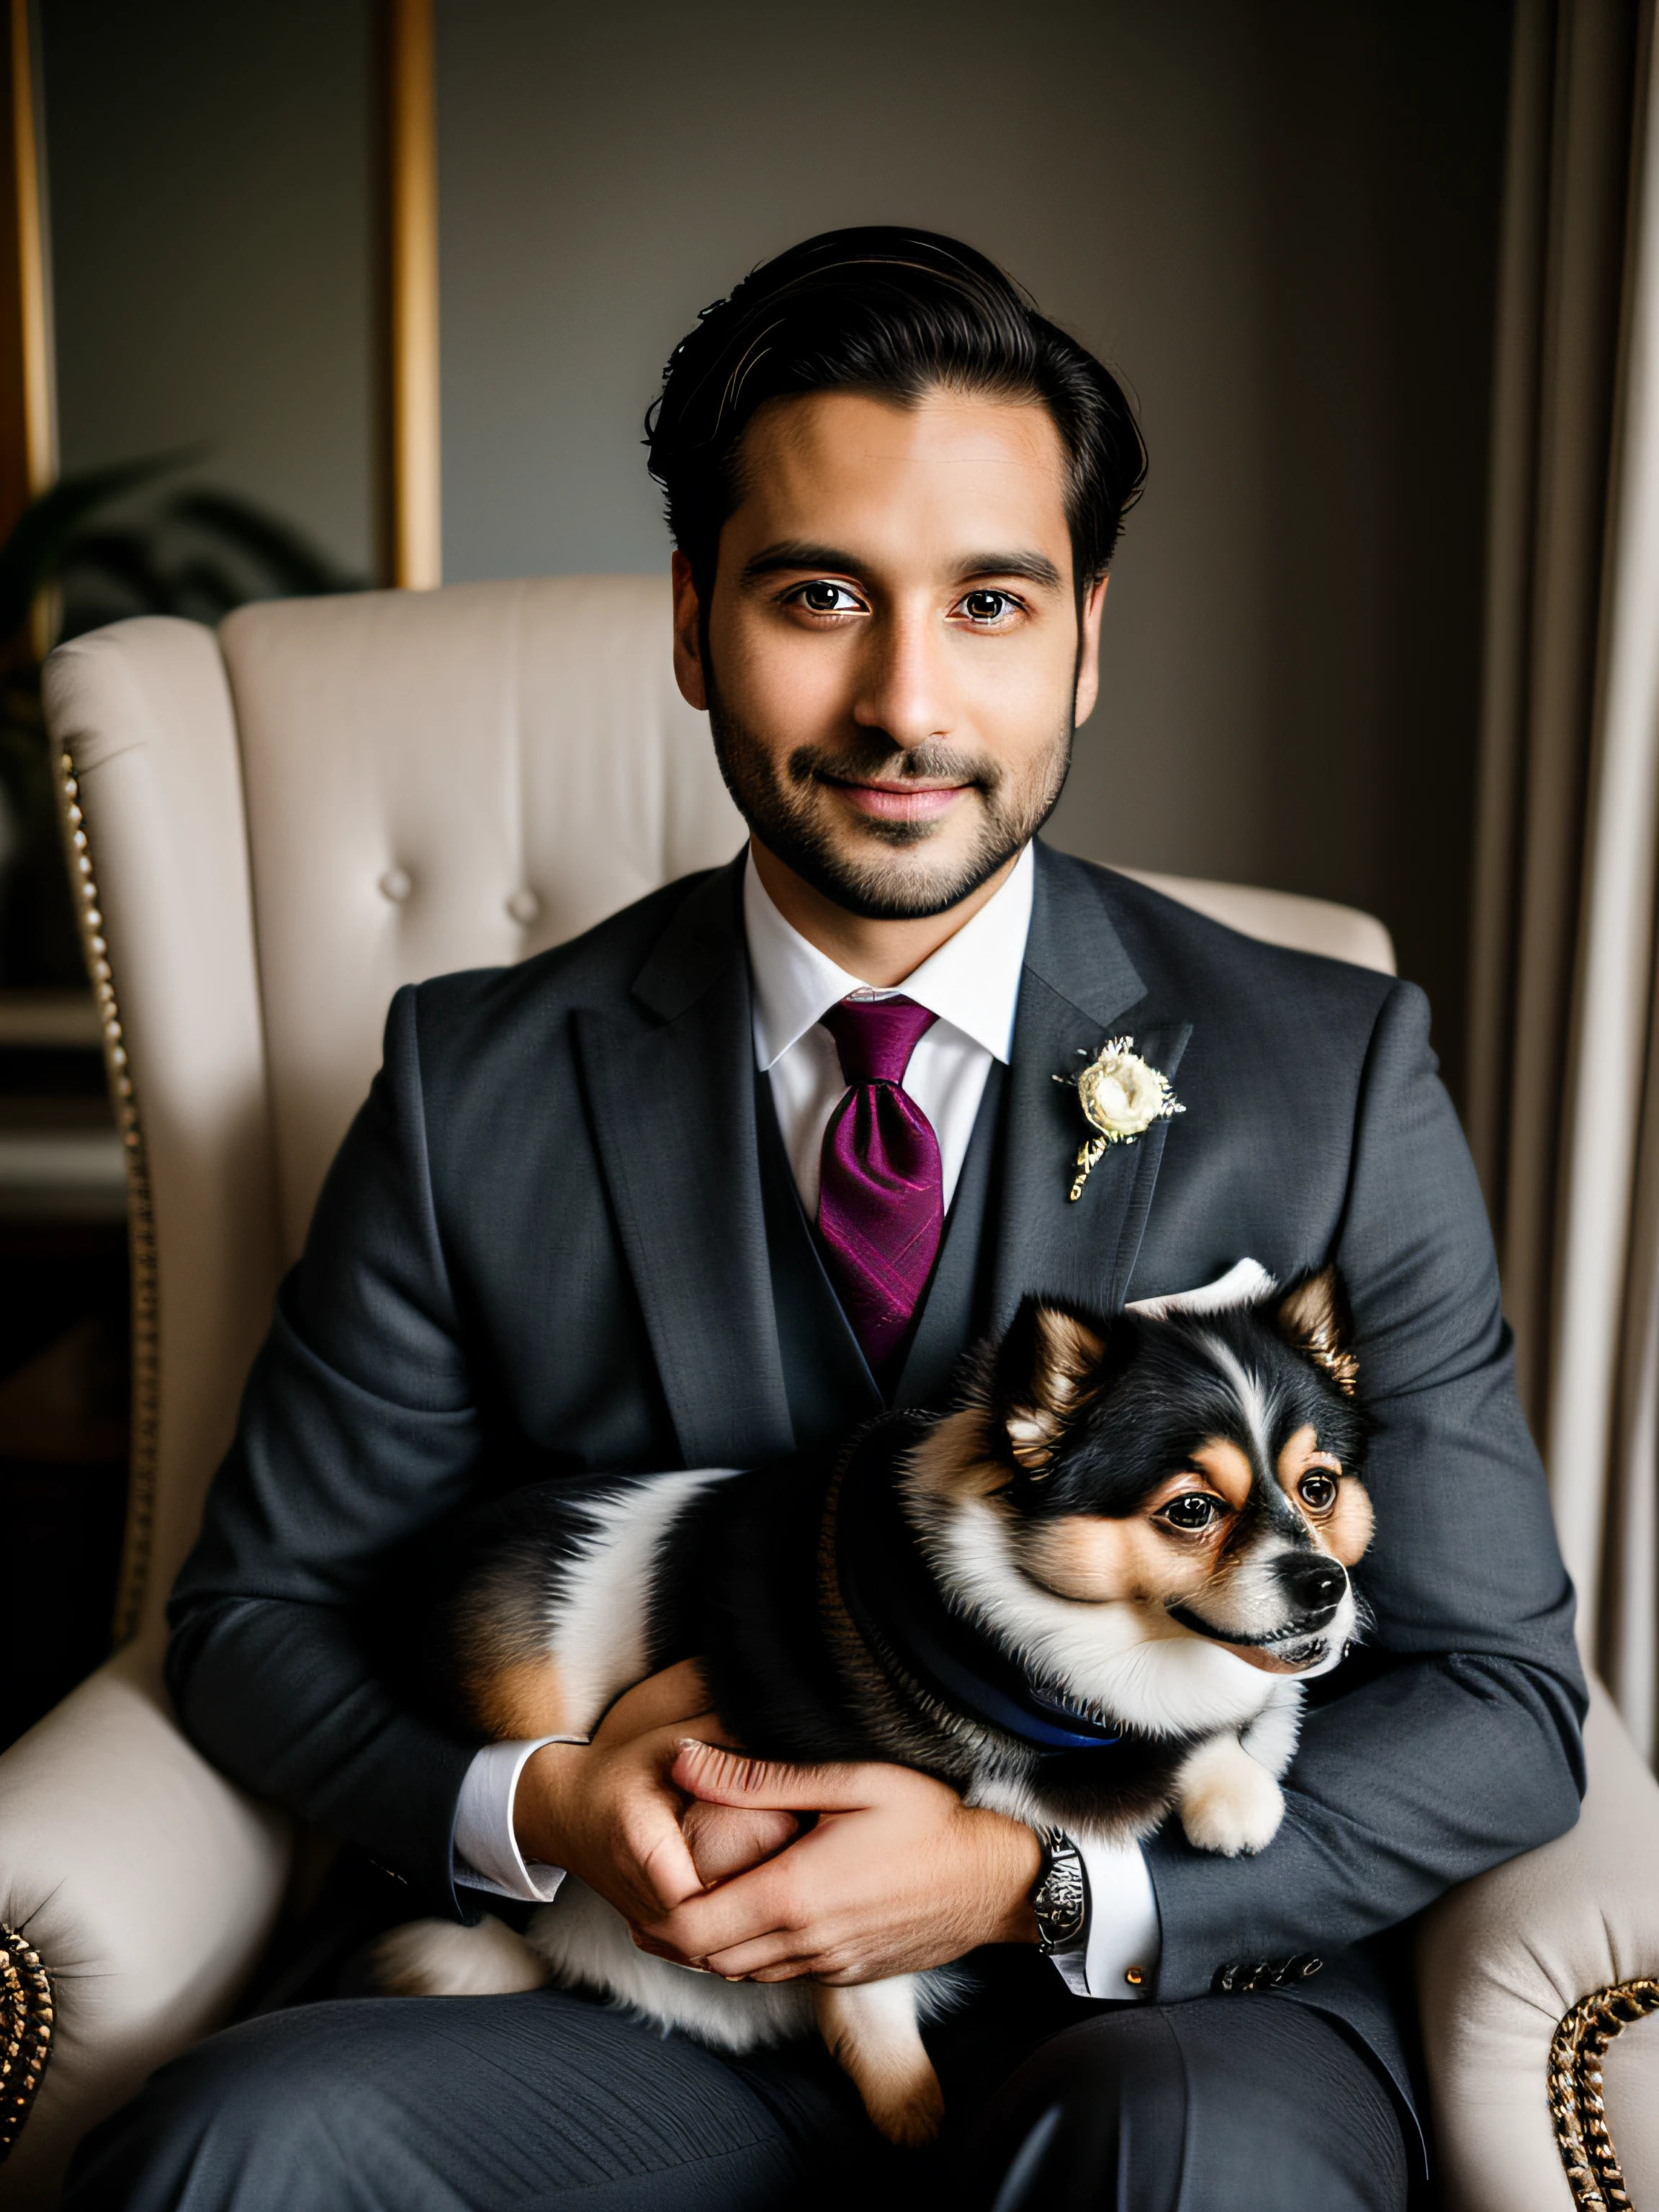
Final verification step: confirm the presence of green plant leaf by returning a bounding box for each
[163,554,249,623]
[58,527,176,611]
[0,449,202,644]
[165,489,367,597]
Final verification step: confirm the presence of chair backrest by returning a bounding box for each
[220,578,747,1259]
[41,575,1394,1648]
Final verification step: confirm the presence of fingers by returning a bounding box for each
[680,1800,798,1884]
[628,1804,801,1964]
[642,1846,805,1962]
[621,1798,705,1915]
[631,1910,817,1982]
[647,1920,873,1986]
[699,1931,819,1982]
[672,1740,881,1812]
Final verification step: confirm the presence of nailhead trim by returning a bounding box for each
[0,1927,53,2165]
[1550,1977,1659,2208]
[54,747,159,1645]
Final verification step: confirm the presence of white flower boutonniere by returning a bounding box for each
[1056,1036,1184,1201]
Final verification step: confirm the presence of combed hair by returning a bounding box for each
[644,226,1147,604]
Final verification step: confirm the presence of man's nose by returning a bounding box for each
[852,607,955,752]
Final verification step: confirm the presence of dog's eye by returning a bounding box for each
[1298,1472,1339,1513]
[1159,1493,1221,1533]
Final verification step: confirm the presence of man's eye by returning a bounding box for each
[1298,1472,1338,1513]
[1159,1493,1220,1533]
[958,589,1015,624]
[792,580,862,614]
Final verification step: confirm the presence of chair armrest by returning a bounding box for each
[1417,1676,1659,2211]
[0,1639,292,2208]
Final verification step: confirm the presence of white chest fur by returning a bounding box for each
[546,1467,737,1736]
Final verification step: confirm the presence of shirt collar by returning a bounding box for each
[743,841,1035,1071]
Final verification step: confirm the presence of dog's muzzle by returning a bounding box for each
[1168,1599,1342,1651]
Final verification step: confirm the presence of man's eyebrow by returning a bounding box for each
[953,551,1064,590]
[739,541,863,583]
[738,541,1066,590]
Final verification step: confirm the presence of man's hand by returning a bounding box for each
[512,1662,795,1929]
[636,1740,1042,1984]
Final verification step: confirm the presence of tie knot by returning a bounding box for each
[820,994,937,1087]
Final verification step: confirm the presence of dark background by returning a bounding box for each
[40,0,1514,1092]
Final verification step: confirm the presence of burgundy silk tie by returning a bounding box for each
[817,995,944,1372]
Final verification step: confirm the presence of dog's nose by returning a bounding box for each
[1280,1558,1346,1614]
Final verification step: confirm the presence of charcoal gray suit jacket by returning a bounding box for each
[168,841,1586,2134]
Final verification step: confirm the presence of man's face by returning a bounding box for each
[673,387,1107,920]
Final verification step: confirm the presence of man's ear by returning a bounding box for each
[994,1296,1107,1474]
[1275,1267,1359,1397]
[1072,574,1109,729]
[671,550,708,711]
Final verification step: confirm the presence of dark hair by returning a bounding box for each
[645,227,1146,605]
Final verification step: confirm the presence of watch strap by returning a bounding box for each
[1031,1825,1089,1956]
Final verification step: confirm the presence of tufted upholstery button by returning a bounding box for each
[505,886,541,925]
[378,867,413,903]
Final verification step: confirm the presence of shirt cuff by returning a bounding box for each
[1050,1835,1161,2001]
[451,1737,569,1903]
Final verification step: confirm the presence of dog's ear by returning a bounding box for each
[994,1297,1107,1473]
[1274,1267,1359,1397]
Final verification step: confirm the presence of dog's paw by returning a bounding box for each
[860,2062,945,2150]
[816,1978,944,2148]
[362,1915,550,1998]
[1176,1735,1286,1856]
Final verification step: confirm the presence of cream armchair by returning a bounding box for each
[1,579,1654,2209]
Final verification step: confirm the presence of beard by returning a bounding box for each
[705,673,1074,922]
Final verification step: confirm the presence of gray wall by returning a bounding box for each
[40,0,1512,1099]
[40,0,374,574]
[437,0,1512,1096]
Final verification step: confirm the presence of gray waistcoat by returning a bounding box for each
[753,1063,1008,1454]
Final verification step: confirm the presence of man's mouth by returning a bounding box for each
[820,776,974,823]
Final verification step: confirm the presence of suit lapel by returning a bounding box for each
[574,859,795,1468]
[991,847,1193,1329]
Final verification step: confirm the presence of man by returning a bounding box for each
[69,229,1584,2211]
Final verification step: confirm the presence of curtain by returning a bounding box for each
[1466,0,1659,1753]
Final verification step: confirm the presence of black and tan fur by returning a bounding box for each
[381,1266,1372,2145]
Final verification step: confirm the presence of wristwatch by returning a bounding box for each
[1030,1825,1089,1956]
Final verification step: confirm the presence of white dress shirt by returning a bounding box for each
[453,842,1161,2000]
[745,840,1033,1214]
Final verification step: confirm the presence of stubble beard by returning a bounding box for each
[705,673,1074,922]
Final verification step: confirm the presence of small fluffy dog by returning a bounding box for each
[379,1265,1372,2144]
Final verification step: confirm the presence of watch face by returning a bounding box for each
[1036,1838,1087,1948]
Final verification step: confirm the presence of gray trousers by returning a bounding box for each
[66,1963,1410,2211]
